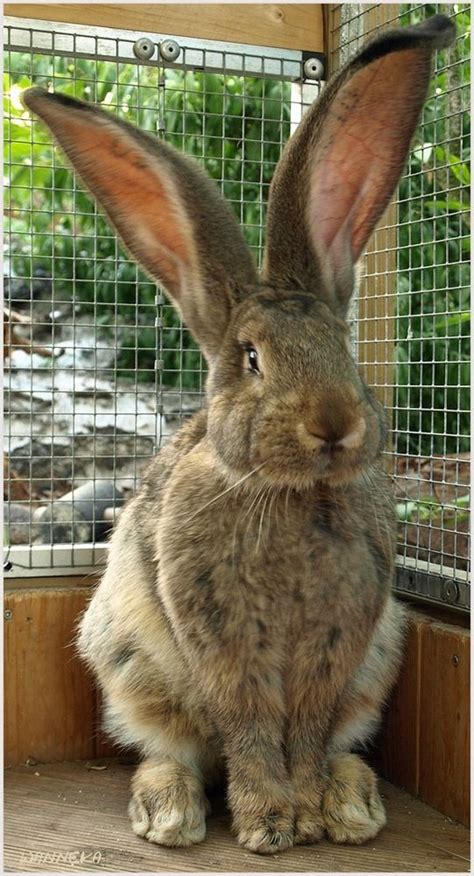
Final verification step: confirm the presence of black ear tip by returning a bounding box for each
[418,13,457,47]
[356,12,457,70]
[21,86,49,112]
[22,87,85,115]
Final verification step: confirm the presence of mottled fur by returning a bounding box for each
[23,14,455,855]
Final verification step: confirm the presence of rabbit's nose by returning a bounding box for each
[297,416,366,451]
[336,416,366,449]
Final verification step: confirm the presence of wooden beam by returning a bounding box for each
[374,607,470,827]
[358,206,398,412]
[324,5,399,412]
[356,5,399,412]
[4,4,324,52]
[4,588,97,766]
[418,617,470,827]
[374,611,420,797]
[4,574,99,592]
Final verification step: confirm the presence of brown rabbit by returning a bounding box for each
[23,14,455,855]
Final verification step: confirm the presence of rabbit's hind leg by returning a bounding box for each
[322,753,386,844]
[99,638,221,848]
[129,758,209,848]
[77,503,221,846]
[322,598,406,844]
[102,660,219,847]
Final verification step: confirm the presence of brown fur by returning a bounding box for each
[23,13,455,855]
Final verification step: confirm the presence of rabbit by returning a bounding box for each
[23,13,455,855]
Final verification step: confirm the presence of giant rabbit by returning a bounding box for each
[23,13,455,855]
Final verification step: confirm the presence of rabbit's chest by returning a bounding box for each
[158,463,392,659]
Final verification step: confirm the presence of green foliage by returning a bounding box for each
[395,4,470,454]
[396,494,469,523]
[5,56,289,386]
[4,7,470,457]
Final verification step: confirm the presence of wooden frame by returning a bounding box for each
[4,579,469,827]
[5,4,324,52]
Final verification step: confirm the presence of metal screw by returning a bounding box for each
[452,655,459,667]
[303,57,324,81]
[4,609,13,621]
[133,37,155,61]
[159,39,181,62]
[441,579,459,604]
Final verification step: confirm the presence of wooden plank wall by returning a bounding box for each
[4,582,470,827]
[374,609,470,827]
[4,4,324,52]
[4,583,99,765]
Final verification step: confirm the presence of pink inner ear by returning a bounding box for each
[53,114,196,292]
[309,48,430,265]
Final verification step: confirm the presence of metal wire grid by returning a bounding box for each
[4,19,318,572]
[4,10,469,610]
[329,3,470,610]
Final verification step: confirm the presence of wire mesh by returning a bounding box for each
[3,19,316,572]
[4,9,470,612]
[328,3,470,610]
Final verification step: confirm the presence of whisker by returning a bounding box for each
[188,463,266,520]
[257,487,272,551]
[273,486,283,537]
[285,485,291,522]
[268,486,281,540]
[249,484,268,540]
[243,482,266,526]
[233,480,266,558]
[362,472,392,552]
[266,488,277,541]
[249,485,265,543]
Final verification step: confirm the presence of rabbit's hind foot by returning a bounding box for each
[322,753,386,844]
[129,759,209,848]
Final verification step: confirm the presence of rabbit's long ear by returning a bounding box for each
[263,14,456,317]
[22,88,257,361]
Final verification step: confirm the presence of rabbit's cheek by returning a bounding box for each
[207,392,258,473]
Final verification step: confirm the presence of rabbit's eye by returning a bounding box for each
[246,346,260,375]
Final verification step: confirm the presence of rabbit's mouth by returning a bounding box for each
[316,451,367,487]
[248,442,374,492]
[247,411,384,491]
[245,402,382,490]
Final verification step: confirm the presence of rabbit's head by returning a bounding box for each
[23,15,455,490]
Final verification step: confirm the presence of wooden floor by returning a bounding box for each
[5,760,469,872]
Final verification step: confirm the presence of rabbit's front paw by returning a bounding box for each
[129,760,209,848]
[235,810,294,855]
[294,809,326,845]
[322,753,386,844]
[293,777,326,845]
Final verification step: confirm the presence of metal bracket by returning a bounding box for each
[5,17,304,81]
[302,51,326,81]
[395,565,470,613]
